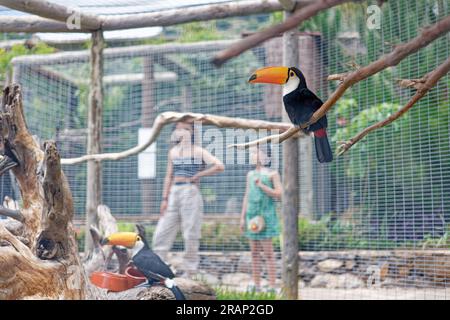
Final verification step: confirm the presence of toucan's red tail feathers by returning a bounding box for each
[314,129,333,163]
[314,128,328,138]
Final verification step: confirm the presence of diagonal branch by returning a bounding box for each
[227,15,450,149]
[212,0,357,66]
[336,57,450,156]
[0,206,23,222]
[61,111,296,165]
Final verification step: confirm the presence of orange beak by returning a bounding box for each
[101,232,138,248]
[248,66,289,85]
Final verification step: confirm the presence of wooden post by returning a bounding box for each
[281,12,299,300]
[140,56,156,215]
[85,30,104,254]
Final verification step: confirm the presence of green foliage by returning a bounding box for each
[420,225,450,249]
[332,99,406,178]
[215,288,278,300]
[177,22,223,43]
[0,42,55,81]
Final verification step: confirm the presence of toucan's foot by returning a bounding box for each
[0,154,18,176]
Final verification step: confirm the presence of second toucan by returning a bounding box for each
[249,66,333,163]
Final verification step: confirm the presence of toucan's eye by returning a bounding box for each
[136,236,141,241]
[290,71,295,77]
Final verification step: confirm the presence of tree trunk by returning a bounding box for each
[0,84,86,300]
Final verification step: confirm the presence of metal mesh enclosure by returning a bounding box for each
[6,0,450,299]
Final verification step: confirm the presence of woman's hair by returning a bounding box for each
[171,121,198,146]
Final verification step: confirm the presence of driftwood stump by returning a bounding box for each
[0,84,85,300]
[0,84,215,300]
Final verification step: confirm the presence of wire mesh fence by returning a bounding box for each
[3,0,450,299]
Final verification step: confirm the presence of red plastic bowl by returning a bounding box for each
[125,267,147,287]
[90,267,146,292]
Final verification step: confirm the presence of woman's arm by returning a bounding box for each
[191,147,225,180]
[160,151,174,215]
[256,171,282,199]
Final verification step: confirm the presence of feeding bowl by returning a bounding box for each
[90,267,146,292]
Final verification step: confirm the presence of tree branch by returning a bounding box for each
[336,57,450,156]
[212,0,357,67]
[0,206,23,222]
[61,112,296,165]
[226,15,450,149]
[0,0,101,30]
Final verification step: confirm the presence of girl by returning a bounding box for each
[240,145,282,292]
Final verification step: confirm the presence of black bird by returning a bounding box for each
[102,231,186,300]
[248,66,333,163]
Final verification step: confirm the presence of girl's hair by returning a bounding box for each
[256,143,272,168]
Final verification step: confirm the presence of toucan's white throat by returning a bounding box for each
[131,240,145,257]
[283,77,300,96]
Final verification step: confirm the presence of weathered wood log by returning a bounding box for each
[99,278,216,300]
[0,0,102,30]
[83,205,119,276]
[0,84,85,300]
[0,0,307,33]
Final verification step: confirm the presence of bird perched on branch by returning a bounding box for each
[248,66,332,163]
[102,231,185,300]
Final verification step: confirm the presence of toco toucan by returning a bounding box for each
[102,232,186,300]
[248,66,333,163]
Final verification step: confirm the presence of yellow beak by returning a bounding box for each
[102,232,138,248]
[248,66,289,85]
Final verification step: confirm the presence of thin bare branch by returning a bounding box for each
[227,15,450,149]
[227,125,301,148]
[337,57,450,156]
[61,112,296,165]
[212,0,356,66]
[0,206,23,222]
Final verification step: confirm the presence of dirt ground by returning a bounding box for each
[299,288,450,300]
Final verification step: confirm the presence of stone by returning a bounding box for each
[298,280,306,289]
[310,274,364,289]
[344,260,356,270]
[336,274,364,289]
[317,259,343,272]
[310,274,337,288]
[236,254,252,273]
[196,273,220,286]
[221,272,252,287]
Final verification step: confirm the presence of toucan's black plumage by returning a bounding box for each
[102,231,185,300]
[248,66,333,163]
[283,67,333,163]
[132,232,186,300]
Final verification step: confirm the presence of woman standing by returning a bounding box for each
[240,146,282,292]
[153,121,224,277]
